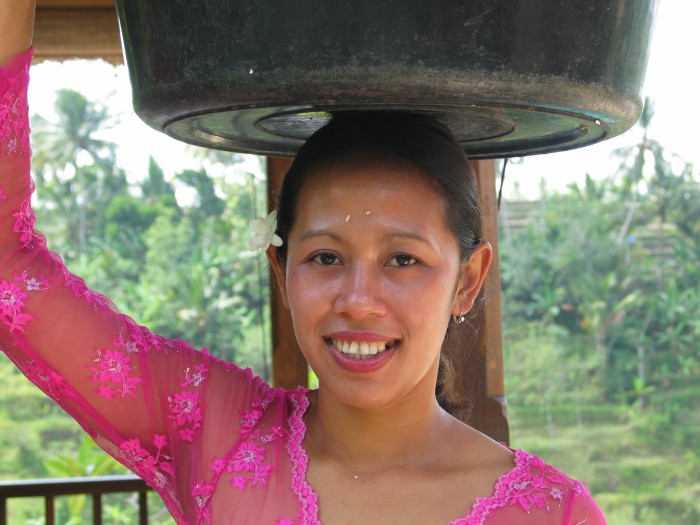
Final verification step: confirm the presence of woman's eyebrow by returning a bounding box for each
[380,232,434,246]
[299,229,343,242]
[299,229,435,247]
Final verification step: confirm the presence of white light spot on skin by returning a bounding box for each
[346,214,351,222]
[365,211,371,215]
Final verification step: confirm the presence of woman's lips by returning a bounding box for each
[325,334,398,373]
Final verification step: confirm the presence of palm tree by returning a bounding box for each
[31,89,118,255]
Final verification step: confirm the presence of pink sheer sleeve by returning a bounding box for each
[0,48,300,524]
[563,486,607,525]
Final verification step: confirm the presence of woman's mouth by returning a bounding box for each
[327,338,399,360]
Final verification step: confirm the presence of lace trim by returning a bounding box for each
[450,449,587,525]
[287,388,320,525]
[0,47,32,157]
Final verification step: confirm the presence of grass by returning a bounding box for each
[509,401,700,524]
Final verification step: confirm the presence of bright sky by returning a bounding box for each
[27,1,697,199]
[501,1,700,198]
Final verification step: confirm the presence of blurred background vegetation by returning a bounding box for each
[1,90,698,524]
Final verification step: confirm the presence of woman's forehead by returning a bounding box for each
[293,162,449,233]
[301,160,434,200]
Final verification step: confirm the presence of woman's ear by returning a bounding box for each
[266,246,290,309]
[452,242,493,315]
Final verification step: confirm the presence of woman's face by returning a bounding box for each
[271,159,490,411]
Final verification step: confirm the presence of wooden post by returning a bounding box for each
[266,157,309,389]
[452,159,509,443]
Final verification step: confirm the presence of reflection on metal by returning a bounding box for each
[116,0,658,158]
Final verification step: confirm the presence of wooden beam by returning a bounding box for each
[33,4,123,63]
[454,159,509,443]
[38,0,115,7]
[267,157,309,390]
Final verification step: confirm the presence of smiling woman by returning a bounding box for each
[0,1,607,524]
[269,113,490,418]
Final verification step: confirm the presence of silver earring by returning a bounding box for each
[452,313,466,324]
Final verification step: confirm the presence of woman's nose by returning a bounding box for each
[333,263,387,319]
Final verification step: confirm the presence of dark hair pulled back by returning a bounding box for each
[274,112,483,419]
[275,112,482,263]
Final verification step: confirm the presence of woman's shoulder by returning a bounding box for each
[502,448,590,501]
[469,447,607,525]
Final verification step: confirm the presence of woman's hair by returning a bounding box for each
[274,111,483,418]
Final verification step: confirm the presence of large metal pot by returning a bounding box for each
[115,0,658,158]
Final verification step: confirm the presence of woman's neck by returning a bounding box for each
[304,383,460,475]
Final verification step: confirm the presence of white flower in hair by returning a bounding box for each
[248,210,283,252]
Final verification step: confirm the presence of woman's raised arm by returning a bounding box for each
[0,3,272,519]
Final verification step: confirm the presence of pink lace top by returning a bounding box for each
[0,48,606,525]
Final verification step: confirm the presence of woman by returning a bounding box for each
[0,1,606,523]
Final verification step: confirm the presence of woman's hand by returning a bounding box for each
[0,0,36,66]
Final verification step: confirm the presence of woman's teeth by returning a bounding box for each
[330,339,395,359]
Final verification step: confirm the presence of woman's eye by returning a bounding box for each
[313,252,339,265]
[388,254,417,267]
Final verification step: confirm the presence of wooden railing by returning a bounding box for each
[0,475,151,525]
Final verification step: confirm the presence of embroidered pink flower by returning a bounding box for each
[153,434,168,450]
[181,363,208,388]
[120,439,146,458]
[12,199,38,248]
[178,428,195,442]
[210,458,227,474]
[231,476,248,490]
[230,442,265,473]
[0,279,32,332]
[168,390,202,427]
[240,409,263,432]
[498,452,573,516]
[14,270,49,291]
[251,425,283,444]
[192,480,214,522]
[0,280,26,316]
[114,333,141,354]
[97,385,116,400]
[91,349,131,383]
[90,348,143,399]
[118,437,173,490]
[252,464,272,486]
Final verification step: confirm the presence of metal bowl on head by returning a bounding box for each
[115,0,658,158]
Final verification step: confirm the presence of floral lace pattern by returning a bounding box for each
[0,268,48,333]
[0,48,31,156]
[450,450,590,525]
[287,390,320,525]
[119,434,174,489]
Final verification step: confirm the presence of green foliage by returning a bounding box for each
[502,103,700,522]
